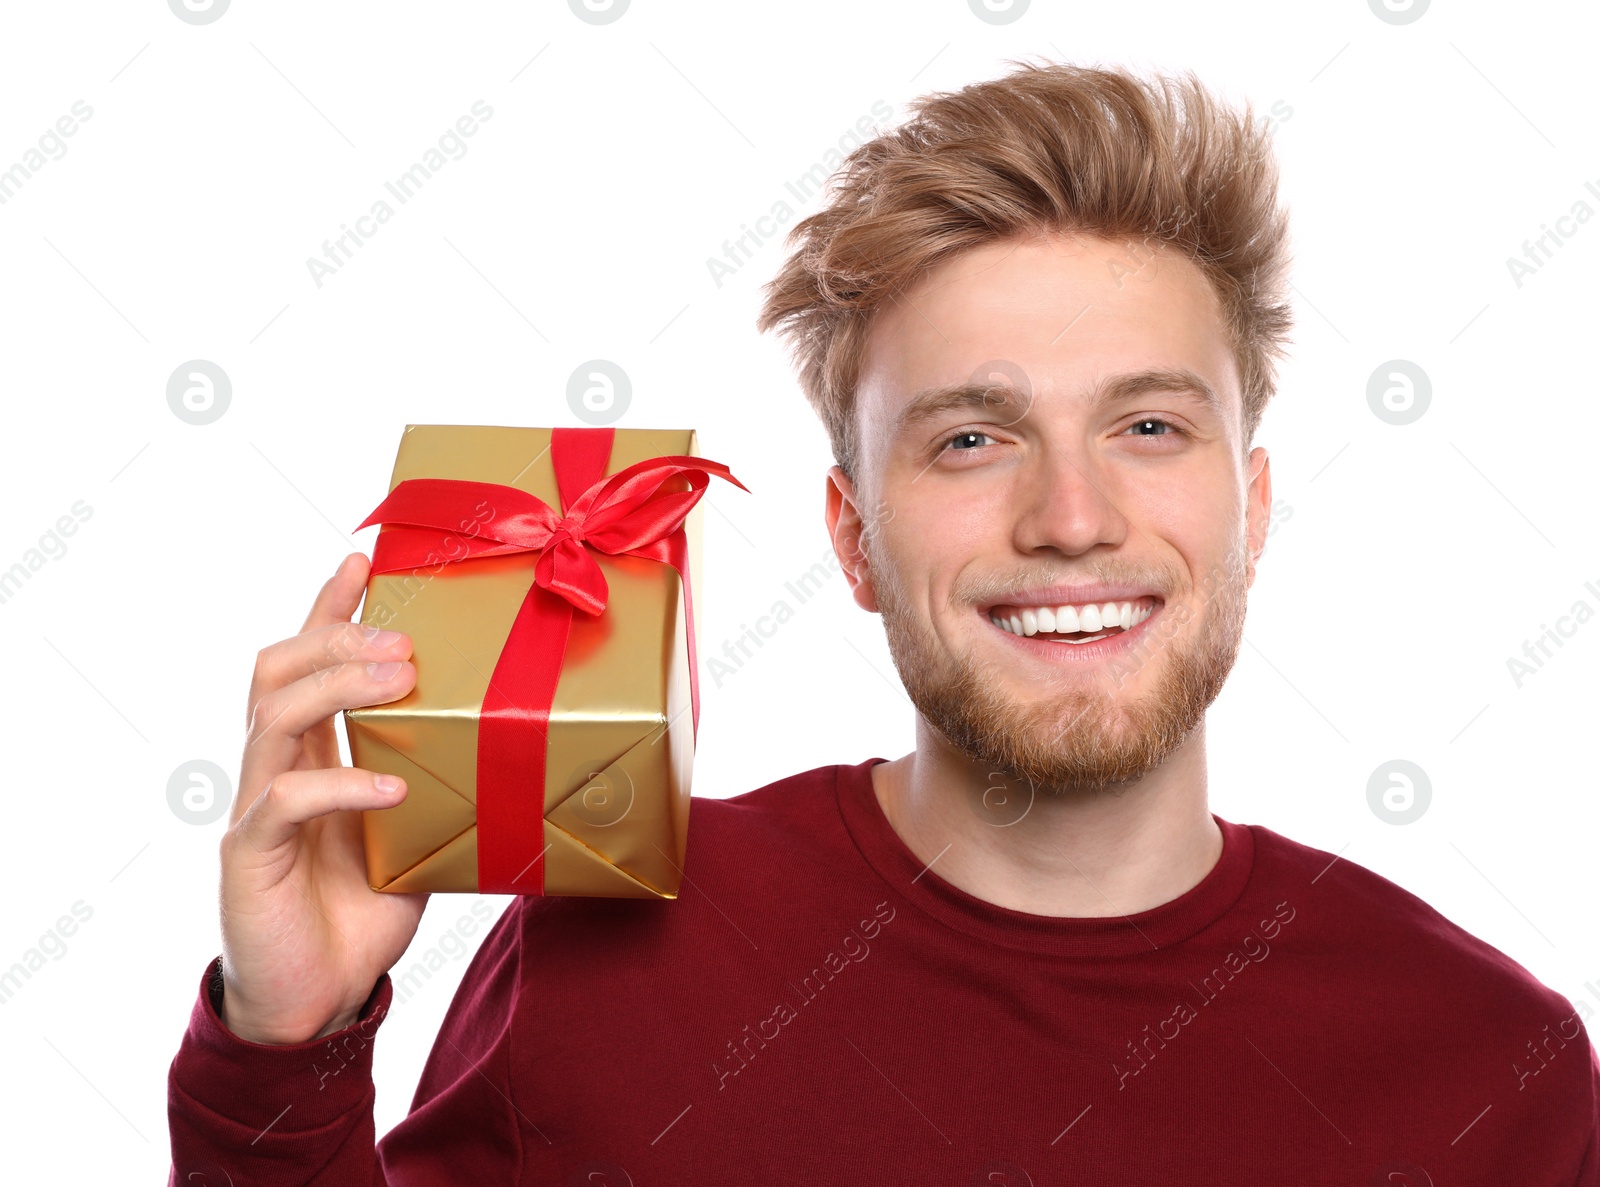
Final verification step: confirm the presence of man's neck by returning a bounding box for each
[869,724,1223,918]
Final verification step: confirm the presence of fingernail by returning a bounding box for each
[374,774,403,794]
[361,626,403,646]
[367,661,403,681]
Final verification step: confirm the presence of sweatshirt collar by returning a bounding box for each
[835,756,1255,958]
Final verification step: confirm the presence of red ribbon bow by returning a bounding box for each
[355,426,748,894]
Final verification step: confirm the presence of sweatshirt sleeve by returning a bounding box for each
[166,898,527,1187]
[1577,1039,1600,1187]
[165,955,393,1187]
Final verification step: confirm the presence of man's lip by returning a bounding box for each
[978,586,1165,614]
[977,600,1161,655]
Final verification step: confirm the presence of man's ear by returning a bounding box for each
[825,464,880,613]
[1244,446,1272,589]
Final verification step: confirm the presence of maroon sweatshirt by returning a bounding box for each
[168,757,1599,1185]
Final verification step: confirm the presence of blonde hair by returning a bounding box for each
[756,58,1293,480]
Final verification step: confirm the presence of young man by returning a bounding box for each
[168,62,1599,1183]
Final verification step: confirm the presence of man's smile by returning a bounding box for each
[979,593,1165,654]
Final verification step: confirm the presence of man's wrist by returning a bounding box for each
[213,976,358,1046]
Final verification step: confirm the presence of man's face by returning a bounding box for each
[826,231,1272,795]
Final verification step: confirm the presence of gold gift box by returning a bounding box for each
[344,424,703,898]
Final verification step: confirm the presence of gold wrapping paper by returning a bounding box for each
[343,424,703,897]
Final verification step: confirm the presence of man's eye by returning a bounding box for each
[942,430,995,451]
[1125,418,1181,436]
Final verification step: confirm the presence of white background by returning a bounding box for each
[0,0,1595,1177]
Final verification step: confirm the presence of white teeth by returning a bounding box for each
[990,599,1157,637]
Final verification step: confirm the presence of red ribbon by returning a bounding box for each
[354,427,747,894]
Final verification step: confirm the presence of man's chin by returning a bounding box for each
[915,671,1165,789]
[963,709,1179,794]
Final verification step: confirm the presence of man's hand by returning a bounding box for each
[216,552,428,1045]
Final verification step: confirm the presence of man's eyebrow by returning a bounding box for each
[1097,367,1222,416]
[892,367,1222,433]
[893,381,1027,433]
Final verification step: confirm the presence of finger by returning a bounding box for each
[299,552,370,636]
[229,765,407,854]
[251,619,412,700]
[241,657,416,791]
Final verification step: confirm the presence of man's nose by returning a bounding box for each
[1009,445,1130,558]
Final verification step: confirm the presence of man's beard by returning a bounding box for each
[872,542,1250,796]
